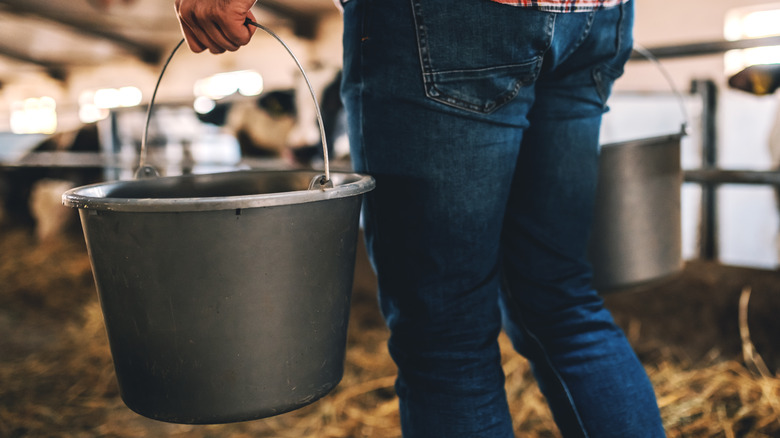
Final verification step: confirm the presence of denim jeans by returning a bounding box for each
[341,0,665,436]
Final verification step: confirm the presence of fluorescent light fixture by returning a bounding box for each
[10,97,58,134]
[118,86,143,107]
[194,70,264,100]
[725,4,780,74]
[193,96,217,114]
[79,104,110,124]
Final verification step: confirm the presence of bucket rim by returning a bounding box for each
[62,169,375,213]
[600,131,685,150]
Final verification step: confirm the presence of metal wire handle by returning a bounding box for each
[137,19,331,185]
[136,38,185,179]
[633,43,690,136]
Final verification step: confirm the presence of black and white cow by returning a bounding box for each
[196,69,347,166]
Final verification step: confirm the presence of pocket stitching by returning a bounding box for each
[425,61,542,114]
[592,64,623,107]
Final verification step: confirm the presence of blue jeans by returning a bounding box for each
[341,0,664,436]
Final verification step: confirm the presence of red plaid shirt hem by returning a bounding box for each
[490,0,629,13]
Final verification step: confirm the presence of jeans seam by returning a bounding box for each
[617,1,631,58]
[355,0,370,174]
[501,268,590,438]
[514,307,591,438]
[592,2,631,108]
[557,10,596,62]
[410,0,431,100]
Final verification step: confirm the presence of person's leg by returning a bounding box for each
[499,3,666,437]
[341,0,554,436]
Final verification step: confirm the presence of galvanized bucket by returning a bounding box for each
[62,23,375,424]
[589,132,684,291]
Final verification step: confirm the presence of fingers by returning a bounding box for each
[174,0,256,54]
[232,8,257,43]
[177,17,208,53]
[184,14,241,54]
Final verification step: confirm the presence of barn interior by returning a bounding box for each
[1,0,780,436]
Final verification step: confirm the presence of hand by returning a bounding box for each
[174,0,257,54]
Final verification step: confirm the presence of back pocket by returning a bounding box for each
[411,0,552,114]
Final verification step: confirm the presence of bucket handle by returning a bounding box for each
[633,43,689,136]
[137,19,332,189]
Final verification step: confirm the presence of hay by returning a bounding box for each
[739,287,772,379]
[652,360,780,436]
[2,226,780,437]
[645,285,780,437]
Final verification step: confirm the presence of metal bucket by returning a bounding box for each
[589,132,683,291]
[62,169,374,423]
[61,23,375,424]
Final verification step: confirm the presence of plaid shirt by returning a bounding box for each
[490,0,629,13]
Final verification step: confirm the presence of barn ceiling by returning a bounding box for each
[0,0,337,83]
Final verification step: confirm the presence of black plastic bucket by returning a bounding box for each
[63,170,374,423]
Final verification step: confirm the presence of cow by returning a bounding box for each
[729,64,780,263]
[0,124,103,241]
[197,69,348,168]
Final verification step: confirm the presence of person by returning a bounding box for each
[174,0,666,436]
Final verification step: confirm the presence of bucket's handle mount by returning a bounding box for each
[137,20,332,188]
